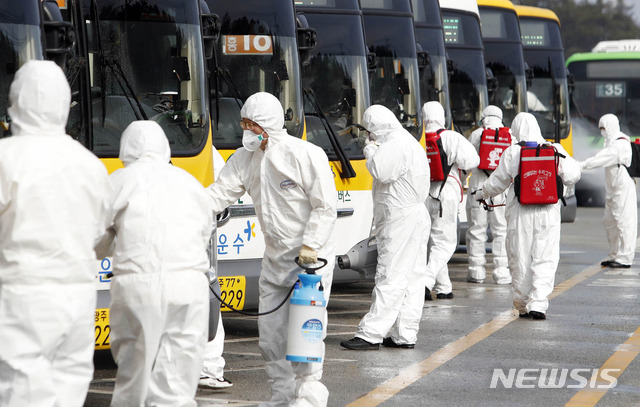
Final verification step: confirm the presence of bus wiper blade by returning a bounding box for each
[218,68,243,109]
[64,57,85,91]
[303,88,356,179]
[91,0,106,126]
[103,57,149,121]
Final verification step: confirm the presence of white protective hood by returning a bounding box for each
[423,101,446,132]
[362,104,403,143]
[240,92,288,144]
[119,120,171,166]
[511,112,545,144]
[481,105,503,129]
[599,113,629,146]
[8,60,71,136]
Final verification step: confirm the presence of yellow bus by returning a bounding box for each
[412,0,453,129]
[205,0,378,313]
[205,0,306,311]
[515,5,576,222]
[361,0,422,137]
[60,0,217,348]
[439,0,489,137]
[477,0,527,126]
[295,0,377,280]
[0,0,46,132]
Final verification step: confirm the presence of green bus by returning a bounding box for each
[567,41,640,206]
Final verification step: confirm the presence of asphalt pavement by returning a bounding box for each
[84,206,640,407]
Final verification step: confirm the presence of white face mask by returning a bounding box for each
[242,130,264,152]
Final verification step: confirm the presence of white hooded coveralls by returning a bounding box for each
[466,105,511,284]
[207,92,337,407]
[480,113,581,314]
[201,148,228,383]
[0,60,110,407]
[423,102,480,294]
[580,114,637,265]
[355,105,430,345]
[96,121,213,407]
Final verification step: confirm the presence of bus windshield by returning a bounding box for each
[479,8,526,126]
[417,30,451,128]
[0,0,43,133]
[363,14,421,137]
[208,0,303,149]
[522,49,569,140]
[413,0,451,128]
[411,0,441,26]
[79,0,209,156]
[483,42,526,126]
[442,11,487,135]
[520,17,569,140]
[569,59,640,136]
[301,13,370,159]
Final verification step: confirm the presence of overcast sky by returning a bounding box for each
[578,0,640,24]
[628,0,640,24]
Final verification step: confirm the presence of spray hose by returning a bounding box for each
[471,190,506,212]
[208,258,328,317]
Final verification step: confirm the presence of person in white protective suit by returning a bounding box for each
[477,112,580,320]
[95,121,213,406]
[466,105,512,285]
[423,101,479,299]
[340,105,430,350]
[207,92,337,407]
[199,146,233,390]
[579,114,637,268]
[0,60,110,407]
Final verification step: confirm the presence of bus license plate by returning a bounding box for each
[219,276,246,311]
[95,308,111,350]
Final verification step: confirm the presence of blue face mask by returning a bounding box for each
[242,130,264,152]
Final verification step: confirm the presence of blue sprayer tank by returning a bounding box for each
[286,273,326,363]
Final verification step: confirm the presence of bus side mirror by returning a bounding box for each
[201,13,220,60]
[42,0,75,70]
[367,52,377,74]
[296,13,317,67]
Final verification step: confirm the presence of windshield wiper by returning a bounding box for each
[102,57,149,121]
[303,88,356,179]
[210,46,242,130]
[218,68,243,108]
[91,0,147,123]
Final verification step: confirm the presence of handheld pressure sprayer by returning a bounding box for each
[286,257,327,363]
[208,257,328,362]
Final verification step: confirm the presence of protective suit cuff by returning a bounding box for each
[363,144,377,158]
